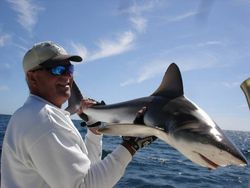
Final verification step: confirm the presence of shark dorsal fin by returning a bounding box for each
[151,63,184,98]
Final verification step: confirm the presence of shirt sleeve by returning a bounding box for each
[85,129,103,164]
[28,129,132,188]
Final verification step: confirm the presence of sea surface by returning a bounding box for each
[0,114,250,188]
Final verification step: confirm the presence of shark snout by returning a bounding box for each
[169,129,248,169]
[192,140,248,169]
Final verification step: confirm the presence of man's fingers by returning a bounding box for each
[137,106,147,114]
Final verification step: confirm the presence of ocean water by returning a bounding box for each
[0,114,250,188]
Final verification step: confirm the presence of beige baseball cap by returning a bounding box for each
[23,41,82,73]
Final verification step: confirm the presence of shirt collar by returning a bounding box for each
[28,94,71,116]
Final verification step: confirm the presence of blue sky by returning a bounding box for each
[0,0,250,131]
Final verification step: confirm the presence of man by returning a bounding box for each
[1,41,155,188]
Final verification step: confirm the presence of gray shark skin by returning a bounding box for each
[67,63,247,169]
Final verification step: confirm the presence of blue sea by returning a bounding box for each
[0,114,250,188]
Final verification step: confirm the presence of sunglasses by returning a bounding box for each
[33,64,74,76]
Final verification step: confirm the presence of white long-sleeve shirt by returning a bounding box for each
[1,95,132,188]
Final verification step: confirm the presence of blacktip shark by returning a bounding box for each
[67,63,247,169]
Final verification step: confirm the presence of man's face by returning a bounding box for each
[27,64,74,107]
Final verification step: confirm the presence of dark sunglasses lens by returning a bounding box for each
[50,65,74,76]
[68,65,74,74]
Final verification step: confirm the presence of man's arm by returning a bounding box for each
[29,128,132,188]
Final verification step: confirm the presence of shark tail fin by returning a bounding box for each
[65,80,84,115]
[240,78,250,110]
[151,63,184,99]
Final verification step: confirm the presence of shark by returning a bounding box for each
[67,63,248,169]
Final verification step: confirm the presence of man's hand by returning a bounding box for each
[77,98,105,135]
[133,106,147,124]
[77,98,105,115]
[121,136,157,156]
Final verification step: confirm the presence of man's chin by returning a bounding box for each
[58,90,71,102]
[64,90,71,99]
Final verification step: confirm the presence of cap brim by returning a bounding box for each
[52,54,82,62]
[39,54,83,68]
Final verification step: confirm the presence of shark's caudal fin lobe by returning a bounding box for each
[65,80,84,115]
[152,63,184,98]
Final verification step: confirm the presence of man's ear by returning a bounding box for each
[26,71,37,88]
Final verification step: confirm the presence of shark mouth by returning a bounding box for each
[197,153,220,169]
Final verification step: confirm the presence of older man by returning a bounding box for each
[1,41,155,188]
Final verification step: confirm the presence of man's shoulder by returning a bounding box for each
[12,98,49,123]
[9,95,74,136]
[4,99,53,150]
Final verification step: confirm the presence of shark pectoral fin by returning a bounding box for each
[151,63,184,99]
